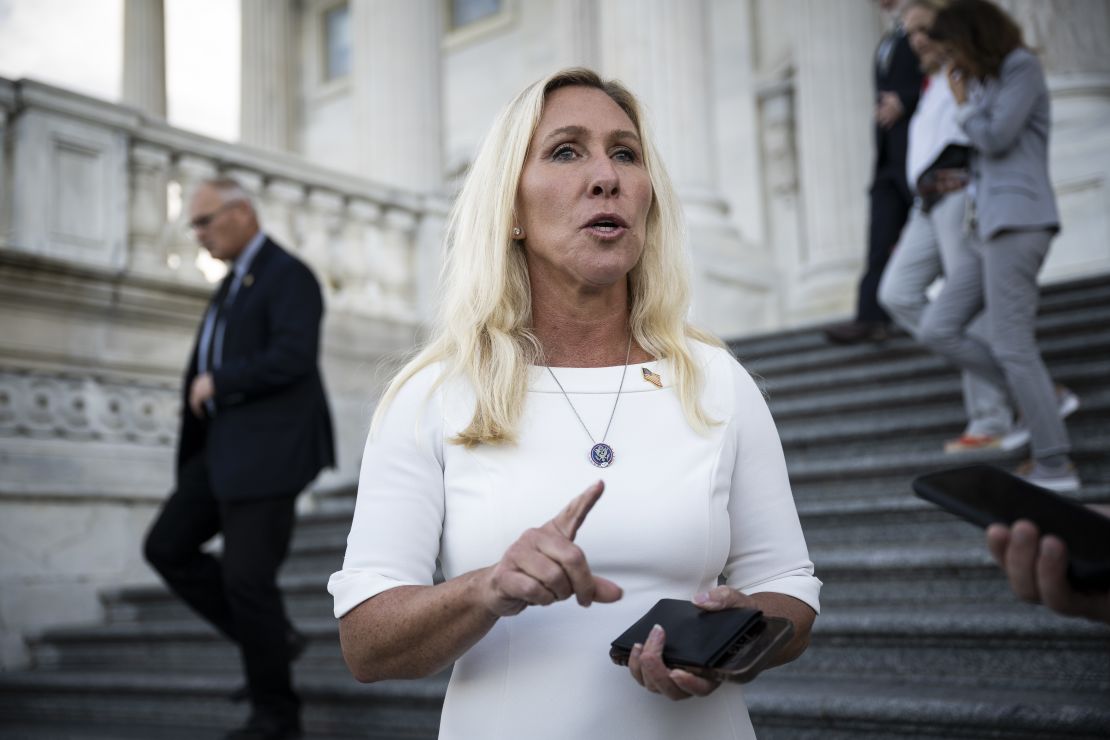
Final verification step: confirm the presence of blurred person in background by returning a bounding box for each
[144,178,334,740]
[877,0,1023,454]
[825,0,924,345]
[919,0,1079,491]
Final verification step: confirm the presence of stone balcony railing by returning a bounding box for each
[0,77,447,324]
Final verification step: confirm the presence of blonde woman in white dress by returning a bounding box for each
[328,68,821,740]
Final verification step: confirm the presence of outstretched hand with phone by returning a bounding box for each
[987,507,1110,625]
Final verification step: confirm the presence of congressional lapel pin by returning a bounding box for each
[642,367,663,388]
[243,274,255,288]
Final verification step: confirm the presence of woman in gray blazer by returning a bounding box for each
[917,0,1079,491]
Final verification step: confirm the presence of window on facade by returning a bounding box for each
[324,3,351,81]
[450,0,501,29]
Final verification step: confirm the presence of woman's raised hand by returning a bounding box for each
[481,481,623,617]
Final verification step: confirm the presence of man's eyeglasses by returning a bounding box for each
[189,201,241,231]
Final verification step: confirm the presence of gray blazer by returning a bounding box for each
[957,48,1060,240]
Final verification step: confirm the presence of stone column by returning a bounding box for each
[791,0,880,316]
[128,143,172,276]
[0,108,8,245]
[554,0,599,71]
[351,0,444,192]
[169,154,218,284]
[335,199,384,315]
[597,0,767,335]
[240,0,295,152]
[997,0,1110,116]
[997,0,1110,281]
[303,188,344,290]
[598,0,718,206]
[121,0,167,118]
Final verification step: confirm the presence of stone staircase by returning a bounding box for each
[2,274,1109,739]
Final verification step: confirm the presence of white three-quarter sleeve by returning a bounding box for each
[327,365,446,618]
[721,359,821,613]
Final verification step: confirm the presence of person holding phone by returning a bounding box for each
[987,510,1110,625]
[328,69,820,739]
[917,0,1080,491]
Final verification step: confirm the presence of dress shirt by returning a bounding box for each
[197,231,267,375]
[907,67,970,190]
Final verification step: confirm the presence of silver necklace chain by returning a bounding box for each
[544,332,633,450]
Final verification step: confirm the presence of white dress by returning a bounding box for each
[328,343,821,740]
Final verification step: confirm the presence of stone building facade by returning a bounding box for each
[1,0,1108,668]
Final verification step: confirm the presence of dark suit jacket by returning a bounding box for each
[873,29,924,200]
[178,237,336,501]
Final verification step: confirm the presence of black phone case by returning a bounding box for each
[912,464,1110,590]
[609,598,794,684]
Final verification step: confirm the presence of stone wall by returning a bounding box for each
[0,78,439,668]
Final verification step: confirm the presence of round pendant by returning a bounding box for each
[589,442,614,468]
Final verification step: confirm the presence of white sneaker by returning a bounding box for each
[1057,386,1080,418]
[1015,460,1081,493]
[999,425,1031,451]
[997,387,1079,452]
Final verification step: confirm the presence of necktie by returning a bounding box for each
[197,273,234,375]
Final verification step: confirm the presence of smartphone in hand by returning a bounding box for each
[913,464,1110,591]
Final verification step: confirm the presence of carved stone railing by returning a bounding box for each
[0,77,447,324]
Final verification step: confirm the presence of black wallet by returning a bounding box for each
[609,598,793,683]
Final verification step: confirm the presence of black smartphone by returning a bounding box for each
[912,464,1110,590]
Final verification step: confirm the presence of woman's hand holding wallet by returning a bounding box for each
[623,586,762,700]
[478,480,623,617]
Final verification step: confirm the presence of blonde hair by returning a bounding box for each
[373,68,722,446]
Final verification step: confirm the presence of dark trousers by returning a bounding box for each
[144,455,300,721]
[857,176,913,323]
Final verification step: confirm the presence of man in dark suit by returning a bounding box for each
[825,0,924,344]
[144,178,335,740]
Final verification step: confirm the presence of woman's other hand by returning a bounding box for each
[480,480,623,617]
[627,586,758,700]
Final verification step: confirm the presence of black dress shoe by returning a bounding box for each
[228,626,308,703]
[823,320,890,345]
[222,713,302,740]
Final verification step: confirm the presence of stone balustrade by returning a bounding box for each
[0,77,446,324]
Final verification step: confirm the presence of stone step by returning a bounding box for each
[776,385,1110,451]
[102,574,336,626]
[767,355,1108,420]
[811,544,1015,608]
[781,607,1110,693]
[760,323,1110,400]
[738,301,1110,385]
[729,274,1110,363]
[40,597,1110,697]
[30,618,342,676]
[799,484,1110,549]
[785,432,1110,489]
[745,675,1110,740]
[0,670,447,740]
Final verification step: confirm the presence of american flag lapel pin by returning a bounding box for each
[642,367,662,388]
